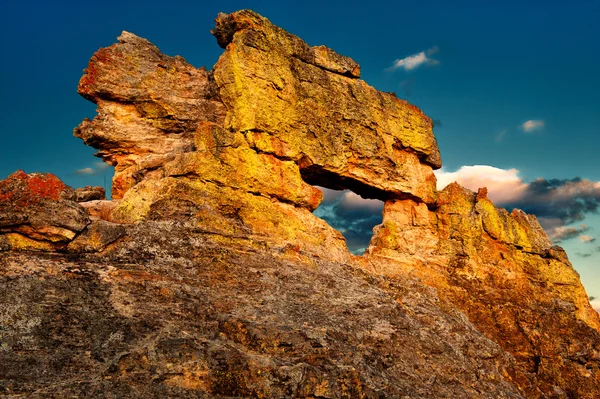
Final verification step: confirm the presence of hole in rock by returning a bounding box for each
[313,186,384,255]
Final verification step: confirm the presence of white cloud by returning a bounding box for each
[389,47,439,71]
[95,161,110,170]
[520,120,544,132]
[435,165,528,204]
[580,235,596,243]
[75,167,95,175]
[590,298,600,314]
[74,162,111,176]
[436,165,600,243]
[338,191,384,213]
[549,224,589,241]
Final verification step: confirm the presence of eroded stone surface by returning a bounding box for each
[0,171,89,250]
[366,183,600,398]
[0,223,524,398]
[75,31,227,199]
[72,186,106,202]
[213,10,440,204]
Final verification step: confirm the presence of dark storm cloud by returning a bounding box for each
[549,225,589,243]
[507,178,600,225]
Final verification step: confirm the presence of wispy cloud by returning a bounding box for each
[551,225,589,242]
[520,120,544,132]
[75,167,95,175]
[435,165,600,243]
[495,129,507,142]
[389,46,439,71]
[74,162,111,176]
[580,235,597,243]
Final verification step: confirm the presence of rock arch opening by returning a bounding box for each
[312,186,384,255]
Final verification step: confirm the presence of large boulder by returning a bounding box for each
[212,10,440,204]
[0,171,89,250]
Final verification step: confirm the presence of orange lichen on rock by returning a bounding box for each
[0,171,89,249]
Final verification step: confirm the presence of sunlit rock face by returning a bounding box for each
[1,9,599,398]
[0,170,89,250]
[212,10,440,205]
[367,184,600,397]
[74,31,227,199]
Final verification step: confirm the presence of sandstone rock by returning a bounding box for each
[0,171,89,249]
[162,122,323,211]
[0,223,524,398]
[1,9,599,399]
[79,199,120,222]
[75,31,227,199]
[110,177,348,263]
[213,10,440,204]
[72,186,106,202]
[67,220,126,253]
[367,182,600,398]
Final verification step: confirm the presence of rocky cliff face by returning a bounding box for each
[1,10,599,398]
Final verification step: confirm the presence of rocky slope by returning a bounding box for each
[1,10,599,398]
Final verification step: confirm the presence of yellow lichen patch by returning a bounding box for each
[166,364,211,391]
[13,225,76,242]
[163,144,322,211]
[476,195,550,253]
[476,197,507,241]
[212,12,440,203]
[110,178,167,223]
[1,233,56,251]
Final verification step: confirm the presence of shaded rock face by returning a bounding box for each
[1,9,600,398]
[1,224,524,398]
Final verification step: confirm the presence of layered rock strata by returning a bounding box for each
[1,9,599,398]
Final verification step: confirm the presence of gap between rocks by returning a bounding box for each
[312,186,384,255]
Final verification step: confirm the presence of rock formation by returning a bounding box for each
[1,9,599,398]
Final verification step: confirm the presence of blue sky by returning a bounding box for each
[1,0,599,300]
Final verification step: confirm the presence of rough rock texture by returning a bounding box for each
[1,9,600,398]
[72,185,106,202]
[213,10,440,204]
[0,170,89,250]
[366,184,600,397]
[75,31,226,199]
[1,222,525,398]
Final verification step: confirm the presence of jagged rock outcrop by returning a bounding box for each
[73,185,106,202]
[1,9,599,398]
[0,171,89,250]
[75,31,226,199]
[212,11,440,204]
[365,184,600,397]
